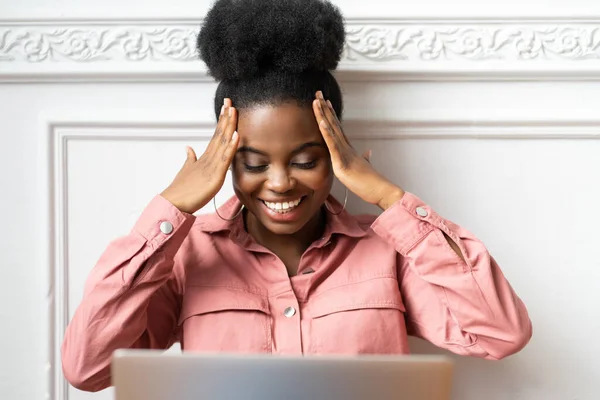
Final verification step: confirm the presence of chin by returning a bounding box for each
[260,220,307,235]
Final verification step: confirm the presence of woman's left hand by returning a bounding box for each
[313,91,405,210]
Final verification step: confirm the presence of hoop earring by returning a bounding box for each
[325,187,348,215]
[213,197,244,221]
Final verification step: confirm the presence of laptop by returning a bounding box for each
[112,349,454,400]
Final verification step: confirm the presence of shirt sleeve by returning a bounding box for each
[61,195,195,392]
[371,192,532,360]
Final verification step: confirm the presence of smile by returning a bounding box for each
[261,197,304,214]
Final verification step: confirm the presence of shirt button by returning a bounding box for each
[159,221,174,234]
[415,207,428,217]
[283,306,296,318]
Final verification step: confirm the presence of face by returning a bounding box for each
[231,103,333,235]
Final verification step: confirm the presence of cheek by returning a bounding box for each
[232,168,262,196]
[298,163,333,192]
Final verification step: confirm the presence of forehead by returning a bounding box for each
[237,103,323,150]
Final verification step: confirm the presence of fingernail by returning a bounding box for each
[223,98,227,105]
[220,105,225,116]
[326,100,333,109]
[317,91,323,99]
[229,107,234,116]
[232,131,238,141]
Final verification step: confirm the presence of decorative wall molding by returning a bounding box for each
[4,21,600,64]
[0,25,198,63]
[6,18,600,82]
[346,23,600,62]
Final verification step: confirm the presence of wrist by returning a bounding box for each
[160,188,199,215]
[377,185,405,211]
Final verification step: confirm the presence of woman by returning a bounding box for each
[62,0,532,392]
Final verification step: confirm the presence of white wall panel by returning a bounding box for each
[37,110,600,400]
[60,126,219,400]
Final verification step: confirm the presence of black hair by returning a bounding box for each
[197,0,346,121]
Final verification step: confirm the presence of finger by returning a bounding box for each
[186,146,198,162]
[204,99,231,159]
[317,92,336,127]
[324,99,353,145]
[205,108,228,154]
[223,99,235,132]
[214,99,233,138]
[313,99,338,152]
[316,92,347,145]
[313,95,336,141]
[220,106,237,146]
[221,130,240,164]
[362,149,372,163]
[218,98,231,125]
[327,100,348,136]
[326,100,340,123]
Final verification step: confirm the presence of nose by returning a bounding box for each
[265,165,295,194]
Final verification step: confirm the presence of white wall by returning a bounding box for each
[1,1,600,399]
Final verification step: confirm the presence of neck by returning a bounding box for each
[245,208,326,256]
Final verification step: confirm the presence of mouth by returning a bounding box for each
[260,196,305,214]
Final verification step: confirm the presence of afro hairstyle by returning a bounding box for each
[197,0,346,121]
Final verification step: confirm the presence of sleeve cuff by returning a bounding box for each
[132,195,195,249]
[371,192,441,256]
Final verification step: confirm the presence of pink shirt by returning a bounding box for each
[61,192,532,392]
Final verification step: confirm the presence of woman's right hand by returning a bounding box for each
[160,98,240,214]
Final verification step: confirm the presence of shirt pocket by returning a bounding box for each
[304,277,409,354]
[178,286,271,353]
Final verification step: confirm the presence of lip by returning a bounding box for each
[258,196,307,223]
[259,196,304,203]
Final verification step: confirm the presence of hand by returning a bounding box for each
[161,98,240,214]
[312,91,405,210]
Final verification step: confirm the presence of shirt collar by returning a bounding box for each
[197,195,368,241]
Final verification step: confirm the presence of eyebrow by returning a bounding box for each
[237,141,323,156]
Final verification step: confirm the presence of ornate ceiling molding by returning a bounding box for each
[0,25,198,62]
[2,18,600,81]
[344,23,600,62]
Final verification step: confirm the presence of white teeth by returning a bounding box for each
[264,198,303,213]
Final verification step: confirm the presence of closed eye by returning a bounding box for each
[244,164,268,173]
[293,161,317,170]
[244,161,317,172]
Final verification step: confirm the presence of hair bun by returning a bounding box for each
[197,0,345,81]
